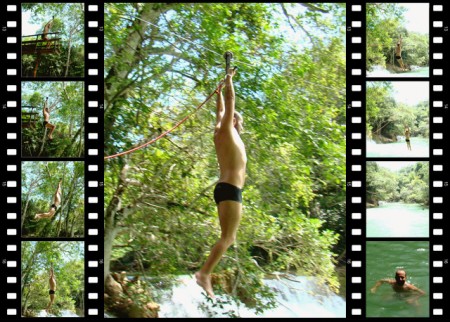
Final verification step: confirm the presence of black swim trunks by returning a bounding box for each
[214,182,242,204]
[395,55,402,59]
[43,121,48,126]
[49,290,55,295]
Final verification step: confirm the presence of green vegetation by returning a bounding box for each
[366,82,428,142]
[104,3,346,315]
[21,241,84,317]
[22,3,84,77]
[366,3,429,71]
[22,82,84,158]
[21,161,84,238]
[366,162,429,207]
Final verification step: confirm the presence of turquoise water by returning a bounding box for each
[366,137,429,158]
[367,203,429,237]
[366,241,429,317]
[367,67,429,78]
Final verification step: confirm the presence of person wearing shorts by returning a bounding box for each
[195,67,246,298]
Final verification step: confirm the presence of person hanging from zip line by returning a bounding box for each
[395,35,407,71]
[43,97,57,140]
[35,178,62,220]
[46,265,57,313]
[195,67,246,298]
[404,126,412,151]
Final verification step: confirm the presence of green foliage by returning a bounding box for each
[104,3,346,314]
[366,82,429,141]
[366,3,428,71]
[22,3,85,77]
[21,241,84,317]
[366,162,429,206]
[21,82,84,157]
[21,161,84,238]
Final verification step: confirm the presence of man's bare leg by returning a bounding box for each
[196,201,242,298]
[46,123,56,140]
[46,294,55,312]
[35,208,56,220]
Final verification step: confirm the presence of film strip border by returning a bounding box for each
[1,1,103,318]
[346,1,449,319]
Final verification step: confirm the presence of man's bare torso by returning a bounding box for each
[44,109,50,122]
[214,128,246,188]
[49,276,56,290]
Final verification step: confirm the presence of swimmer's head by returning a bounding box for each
[395,269,407,286]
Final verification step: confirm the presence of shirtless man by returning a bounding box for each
[404,127,412,151]
[42,17,54,48]
[370,269,425,304]
[395,35,406,71]
[35,179,62,220]
[195,68,246,298]
[43,97,57,140]
[46,266,57,312]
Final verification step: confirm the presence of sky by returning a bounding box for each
[22,11,42,36]
[375,161,425,172]
[400,3,429,35]
[391,81,429,105]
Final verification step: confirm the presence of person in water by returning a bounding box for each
[195,67,246,298]
[370,269,425,305]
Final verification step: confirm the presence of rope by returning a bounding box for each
[104,81,224,160]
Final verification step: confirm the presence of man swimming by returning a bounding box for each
[371,269,425,304]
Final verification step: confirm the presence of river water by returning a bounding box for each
[36,310,81,317]
[366,241,429,317]
[155,275,346,318]
[366,137,429,158]
[367,203,429,237]
[367,66,429,78]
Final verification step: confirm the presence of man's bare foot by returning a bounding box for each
[195,271,215,298]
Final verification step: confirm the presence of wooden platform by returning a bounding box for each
[22,32,61,55]
[22,106,39,128]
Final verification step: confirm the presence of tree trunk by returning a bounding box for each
[21,186,34,231]
[38,128,48,157]
[64,28,75,77]
[104,3,175,140]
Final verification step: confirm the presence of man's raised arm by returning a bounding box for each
[215,82,225,132]
[222,68,237,129]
